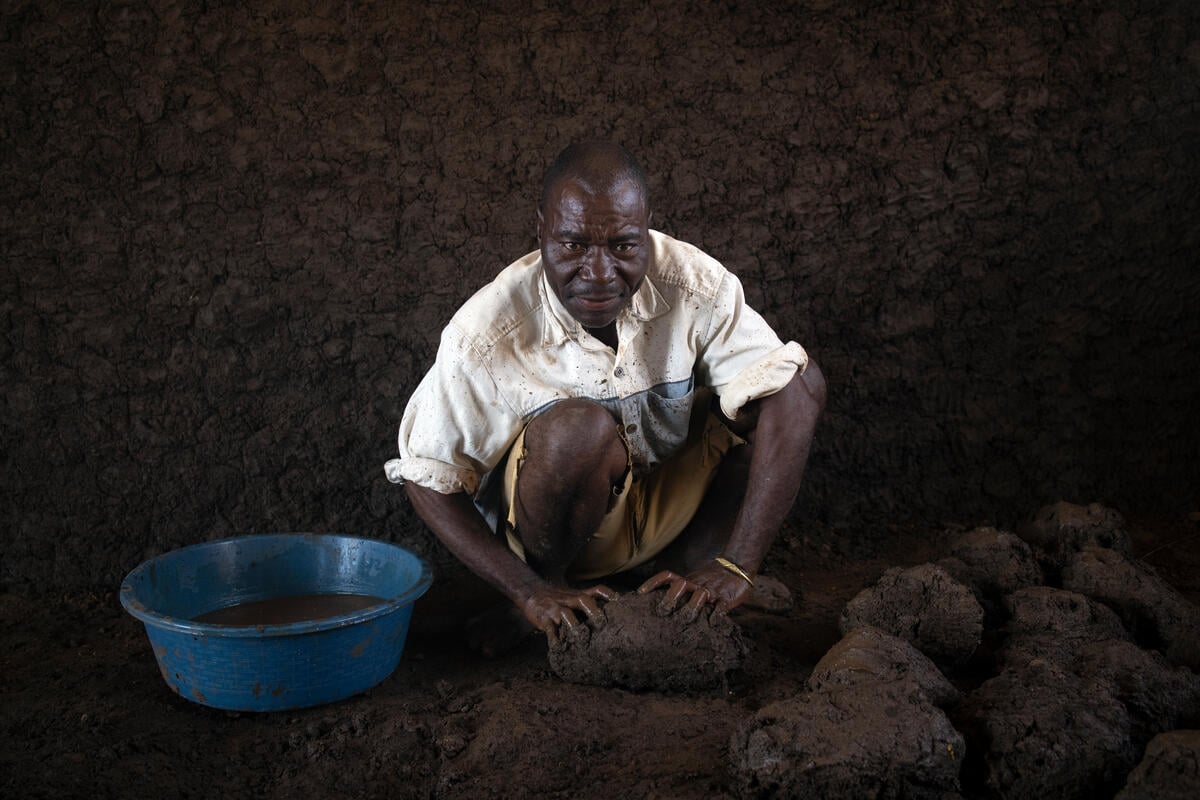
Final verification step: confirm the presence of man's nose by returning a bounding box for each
[580,249,616,283]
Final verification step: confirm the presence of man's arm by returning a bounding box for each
[713,359,825,604]
[405,483,614,640]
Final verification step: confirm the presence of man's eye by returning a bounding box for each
[563,242,585,252]
[614,243,635,253]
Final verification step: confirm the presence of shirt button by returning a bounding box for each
[614,367,624,377]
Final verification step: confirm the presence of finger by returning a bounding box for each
[664,578,690,609]
[680,587,711,624]
[558,607,579,632]
[586,584,619,602]
[576,594,605,625]
[638,570,680,594]
[637,572,666,593]
[541,616,560,646]
[656,578,690,615]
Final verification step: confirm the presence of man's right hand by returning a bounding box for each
[405,483,618,647]
[520,584,617,644]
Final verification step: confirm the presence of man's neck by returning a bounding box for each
[585,322,618,350]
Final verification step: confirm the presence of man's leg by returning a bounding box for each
[465,399,626,656]
[465,399,627,655]
[653,362,826,607]
[653,416,752,575]
[655,441,796,611]
[511,399,629,583]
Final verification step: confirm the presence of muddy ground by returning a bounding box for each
[3,514,1196,800]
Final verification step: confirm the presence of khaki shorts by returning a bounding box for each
[502,400,744,580]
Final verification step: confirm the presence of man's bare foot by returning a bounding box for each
[740,574,796,613]
[465,603,536,657]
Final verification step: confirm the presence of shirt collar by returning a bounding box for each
[538,259,670,348]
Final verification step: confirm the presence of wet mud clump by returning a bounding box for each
[957,658,1137,800]
[936,526,1043,619]
[1116,730,1200,800]
[839,563,984,668]
[1074,640,1200,746]
[546,591,746,692]
[1063,546,1200,670]
[999,585,1131,666]
[730,627,964,799]
[1018,501,1132,575]
[806,625,959,708]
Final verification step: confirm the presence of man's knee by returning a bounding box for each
[523,399,625,478]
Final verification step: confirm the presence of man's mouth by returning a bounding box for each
[574,294,620,311]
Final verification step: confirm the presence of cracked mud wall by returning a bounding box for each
[2,1,1198,592]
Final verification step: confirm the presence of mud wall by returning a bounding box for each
[3,1,1198,591]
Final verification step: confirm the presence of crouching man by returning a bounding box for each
[385,141,825,653]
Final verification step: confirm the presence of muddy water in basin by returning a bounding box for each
[193,593,386,626]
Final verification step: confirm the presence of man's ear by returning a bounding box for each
[536,207,544,242]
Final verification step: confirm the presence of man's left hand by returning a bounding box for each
[637,562,753,621]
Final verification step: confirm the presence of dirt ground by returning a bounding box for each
[3,515,1197,800]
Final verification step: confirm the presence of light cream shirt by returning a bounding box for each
[385,230,807,508]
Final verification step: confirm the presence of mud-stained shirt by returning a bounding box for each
[384,230,808,515]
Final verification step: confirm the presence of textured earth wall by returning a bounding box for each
[3,0,1198,592]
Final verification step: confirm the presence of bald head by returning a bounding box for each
[539,141,650,215]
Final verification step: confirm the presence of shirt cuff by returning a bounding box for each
[716,341,809,420]
[383,456,479,495]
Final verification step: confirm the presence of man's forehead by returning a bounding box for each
[549,178,648,221]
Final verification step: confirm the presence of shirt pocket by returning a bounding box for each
[622,376,695,470]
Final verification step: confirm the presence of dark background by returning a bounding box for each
[3,0,1198,593]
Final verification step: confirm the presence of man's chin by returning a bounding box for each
[568,300,623,329]
[575,315,618,332]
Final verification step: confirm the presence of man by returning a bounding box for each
[385,141,825,652]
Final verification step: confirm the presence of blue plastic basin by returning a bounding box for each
[120,534,432,712]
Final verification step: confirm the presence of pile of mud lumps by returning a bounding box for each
[730,502,1200,799]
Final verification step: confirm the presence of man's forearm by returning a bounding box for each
[722,363,826,573]
[405,482,547,606]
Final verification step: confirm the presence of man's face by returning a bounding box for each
[538,177,651,331]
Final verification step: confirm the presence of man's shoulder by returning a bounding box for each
[648,230,729,301]
[446,250,544,351]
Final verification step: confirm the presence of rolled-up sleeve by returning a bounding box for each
[697,271,809,420]
[385,323,522,495]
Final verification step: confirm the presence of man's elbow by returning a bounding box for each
[405,480,449,517]
[797,358,827,418]
[755,358,825,433]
